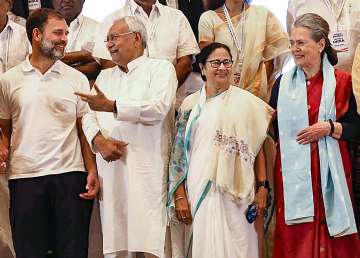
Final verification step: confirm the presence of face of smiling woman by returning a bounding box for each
[290,26,325,72]
[200,47,233,90]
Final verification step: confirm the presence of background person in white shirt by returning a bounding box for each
[0,8,99,258]
[287,0,360,73]
[76,16,177,258]
[52,0,101,82]
[0,0,30,73]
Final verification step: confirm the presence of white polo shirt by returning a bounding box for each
[66,14,98,53]
[92,0,199,64]
[0,57,90,179]
[287,0,360,72]
[0,16,30,74]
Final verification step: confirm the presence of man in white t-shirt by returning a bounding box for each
[52,0,100,82]
[287,0,360,72]
[0,8,99,258]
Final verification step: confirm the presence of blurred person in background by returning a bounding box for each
[51,0,100,82]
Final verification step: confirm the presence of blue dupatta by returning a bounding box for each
[278,55,357,237]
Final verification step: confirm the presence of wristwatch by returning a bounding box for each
[256,180,270,190]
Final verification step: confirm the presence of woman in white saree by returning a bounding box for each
[168,43,274,258]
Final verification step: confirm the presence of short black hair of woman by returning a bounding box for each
[197,42,233,81]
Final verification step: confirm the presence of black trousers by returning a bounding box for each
[9,171,94,258]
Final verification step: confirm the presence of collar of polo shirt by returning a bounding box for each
[22,56,63,74]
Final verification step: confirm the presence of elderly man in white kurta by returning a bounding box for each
[0,1,30,257]
[92,0,199,107]
[76,16,177,258]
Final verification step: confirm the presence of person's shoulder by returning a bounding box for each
[2,62,24,77]
[230,86,269,104]
[95,66,119,86]
[99,66,119,79]
[248,5,270,16]
[9,19,27,33]
[103,6,128,23]
[159,4,183,16]
[146,57,174,70]
[0,62,26,86]
[200,9,217,19]
[81,14,99,26]
[181,90,202,111]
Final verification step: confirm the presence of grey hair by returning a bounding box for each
[113,16,147,49]
[293,13,338,66]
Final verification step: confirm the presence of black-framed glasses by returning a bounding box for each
[104,31,135,43]
[206,59,233,68]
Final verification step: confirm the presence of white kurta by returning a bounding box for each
[82,55,177,257]
[66,14,98,53]
[186,92,259,258]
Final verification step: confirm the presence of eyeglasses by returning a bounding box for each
[289,40,313,50]
[104,31,135,43]
[206,59,233,68]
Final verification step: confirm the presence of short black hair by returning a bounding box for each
[197,42,232,81]
[26,8,64,44]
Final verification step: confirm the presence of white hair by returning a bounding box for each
[113,16,147,49]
